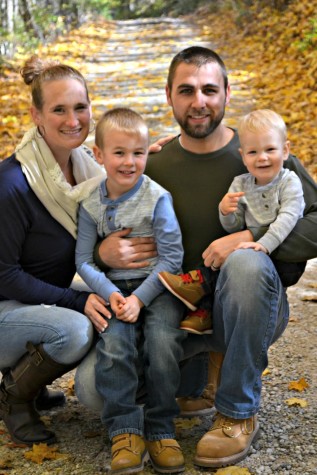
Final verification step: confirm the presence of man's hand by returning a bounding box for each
[219,191,245,216]
[149,135,175,153]
[202,230,254,269]
[98,228,157,269]
[84,293,111,333]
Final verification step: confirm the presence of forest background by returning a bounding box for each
[0,0,316,181]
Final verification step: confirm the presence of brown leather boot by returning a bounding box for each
[111,433,148,474]
[194,413,260,467]
[35,386,66,411]
[146,439,185,473]
[177,351,224,417]
[0,342,74,446]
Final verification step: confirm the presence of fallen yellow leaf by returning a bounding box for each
[24,443,68,464]
[215,466,252,474]
[174,417,202,430]
[67,377,75,396]
[285,397,308,407]
[262,368,271,376]
[288,377,310,392]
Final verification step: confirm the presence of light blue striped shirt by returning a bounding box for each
[76,175,183,306]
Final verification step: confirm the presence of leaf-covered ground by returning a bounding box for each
[0,2,316,180]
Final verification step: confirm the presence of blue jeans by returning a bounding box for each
[0,300,94,369]
[95,279,186,440]
[76,250,289,420]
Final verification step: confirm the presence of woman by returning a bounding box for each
[0,55,112,446]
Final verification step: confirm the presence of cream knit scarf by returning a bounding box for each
[15,127,105,238]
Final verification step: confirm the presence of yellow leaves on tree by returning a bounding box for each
[24,443,67,464]
[197,0,317,181]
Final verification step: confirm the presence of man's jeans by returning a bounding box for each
[95,279,186,440]
[0,300,94,368]
[76,250,289,420]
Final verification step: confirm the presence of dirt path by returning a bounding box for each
[77,17,254,143]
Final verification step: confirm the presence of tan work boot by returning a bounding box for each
[180,309,213,335]
[177,351,224,417]
[158,269,207,311]
[146,439,185,473]
[111,433,148,474]
[194,413,260,468]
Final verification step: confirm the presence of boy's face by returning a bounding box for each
[239,129,290,186]
[94,129,148,199]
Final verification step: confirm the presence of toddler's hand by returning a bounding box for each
[235,241,268,253]
[219,191,245,216]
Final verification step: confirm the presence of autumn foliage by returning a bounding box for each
[0,1,316,181]
[196,1,317,179]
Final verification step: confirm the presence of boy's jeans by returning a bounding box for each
[76,250,289,420]
[95,278,186,440]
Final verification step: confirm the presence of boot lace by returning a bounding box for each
[181,269,204,284]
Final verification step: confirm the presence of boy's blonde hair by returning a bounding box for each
[95,107,149,149]
[238,109,287,143]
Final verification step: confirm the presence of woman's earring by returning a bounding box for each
[89,119,95,133]
[36,125,45,138]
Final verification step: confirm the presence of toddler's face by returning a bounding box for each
[239,129,289,186]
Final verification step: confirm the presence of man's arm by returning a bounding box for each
[271,155,317,262]
[94,227,157,271]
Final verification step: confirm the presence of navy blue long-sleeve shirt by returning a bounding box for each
[0,155,89,312]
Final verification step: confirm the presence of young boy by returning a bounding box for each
[158,109,305,335]
[75,108,186,474]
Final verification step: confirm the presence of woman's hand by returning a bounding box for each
[84,293,111,333]
[98,228,157,269]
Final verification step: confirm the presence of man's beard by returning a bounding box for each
[175,109,225,139]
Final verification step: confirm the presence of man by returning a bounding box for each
[79,46,317,468]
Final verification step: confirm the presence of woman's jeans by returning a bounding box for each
[0,300,94,369]
[95,278,186,440]
[76,250,290,420]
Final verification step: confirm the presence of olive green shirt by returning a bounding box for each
[145,130,317,273]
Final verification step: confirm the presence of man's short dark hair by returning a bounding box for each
[167,46,228,91]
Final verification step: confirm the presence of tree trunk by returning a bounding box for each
[18,0,44,41]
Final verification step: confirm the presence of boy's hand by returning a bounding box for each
[109,291,127,315]
[219,191,245,216]
[115,294,144,323]
[235,241,268,253]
